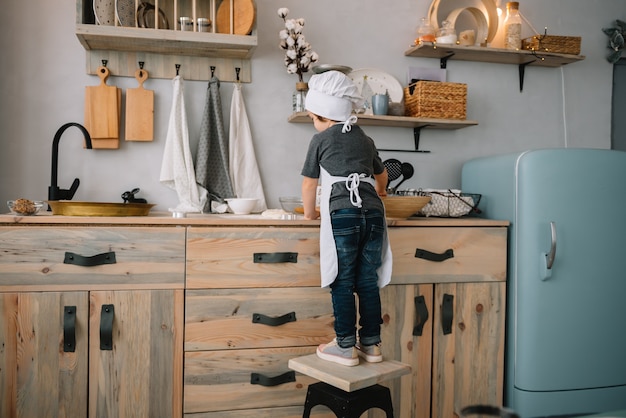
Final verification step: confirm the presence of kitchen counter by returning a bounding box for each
[0,212,508,227]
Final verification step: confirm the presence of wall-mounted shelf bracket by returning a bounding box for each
[440,52,455,69]
[379,126,432,153]
[518,59,537,92]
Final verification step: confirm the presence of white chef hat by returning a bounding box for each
[305,71,364,130]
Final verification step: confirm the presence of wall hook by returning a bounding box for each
[235,67,241,82]
[139,61,144,69]
[175,64,181,76]
[211,66,216,78]
[101,59,108,67]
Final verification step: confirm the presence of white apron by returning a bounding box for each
[319,166,393,288]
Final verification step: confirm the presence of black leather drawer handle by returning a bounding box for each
[413,296,429,336]
[414,248,454,262]
[250,371,296,387]
[64,251,116,267]
[252,312,297,326]
[100,304,114,350]
[253,252,298,263]
[441,294,454,335]
[63,306,76,352]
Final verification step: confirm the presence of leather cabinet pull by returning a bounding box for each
[414,248,454,262]
[250,371,296,387]
[441,294,454,335]
[63,305,77,352]
[253,252,298,263]
[252,312,297,326]
[64,251,116,267]
[100,304,114,350]
[413,296,429,336]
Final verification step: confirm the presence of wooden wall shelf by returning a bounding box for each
[405,43,585,68]
[76,0,257,82]
[288,112,478,153]
[405,43,585,91]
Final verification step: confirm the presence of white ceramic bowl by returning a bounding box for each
[225,198,258,215]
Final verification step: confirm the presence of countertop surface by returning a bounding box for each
[0,212,509,227]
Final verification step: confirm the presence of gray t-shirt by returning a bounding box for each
[301,124,385,214]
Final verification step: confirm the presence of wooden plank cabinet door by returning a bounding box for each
[88,290,184,418]
[0,291,89,418]
[431,282,506,417]
[379,284,434,418]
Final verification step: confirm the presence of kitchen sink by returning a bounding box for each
[47,201,155,216]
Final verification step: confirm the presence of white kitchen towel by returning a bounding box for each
[195,77,234,212]
[229,83,267,213]
[159,75,207,212]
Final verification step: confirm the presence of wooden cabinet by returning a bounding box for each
[184,227,335,417]
[376,226,507,418]
[0,226,185,418]
[0,217,508,417]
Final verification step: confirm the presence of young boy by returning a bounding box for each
[300,70,393,366]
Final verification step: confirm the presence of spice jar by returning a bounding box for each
[416,17,436,44]
[197,18,210,32]
[503,2,522,50]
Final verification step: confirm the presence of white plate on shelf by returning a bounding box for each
[347,68,404,104]
[94,0,115,25]
[428,0,498,43]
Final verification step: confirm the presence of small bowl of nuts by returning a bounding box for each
[7,199,45,216]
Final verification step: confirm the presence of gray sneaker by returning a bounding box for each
[316,339,359,366]
[356,342,383,363]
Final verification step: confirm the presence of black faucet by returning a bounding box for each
[48,122,93,203]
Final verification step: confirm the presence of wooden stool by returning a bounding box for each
[289,354,411,418]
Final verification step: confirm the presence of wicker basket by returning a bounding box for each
[403,81,467,120]
[522,35,581,55]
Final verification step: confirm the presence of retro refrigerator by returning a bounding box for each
[461,148,626,418]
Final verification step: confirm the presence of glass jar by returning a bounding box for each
[436,20,457,44]
[503,2,522,50]
[293,82,308,113]
[416,17,436,44]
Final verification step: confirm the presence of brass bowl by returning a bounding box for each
[46,201,155,216]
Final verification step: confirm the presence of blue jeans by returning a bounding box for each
[330,208,385,349]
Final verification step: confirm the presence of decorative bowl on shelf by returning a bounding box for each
[7,199,45,216]
[382,195,431,219]
[225,198,258,215]
[279,196,304,214]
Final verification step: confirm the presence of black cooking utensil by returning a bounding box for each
[391,162,414,193]
[383,158,402,188]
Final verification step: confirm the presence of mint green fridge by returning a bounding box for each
[462,148,626,417]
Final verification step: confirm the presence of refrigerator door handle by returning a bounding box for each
[540,221,557,280]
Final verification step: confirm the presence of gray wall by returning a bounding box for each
[0,0,620,211]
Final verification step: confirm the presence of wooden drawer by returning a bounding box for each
[186,227,321,289]
[0,226,185,290]
[388,227,507,284]
[185,287,334,351]
[184,346,318,414]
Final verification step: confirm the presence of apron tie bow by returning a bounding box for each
[341,115,358,133]
[346,173,366,208]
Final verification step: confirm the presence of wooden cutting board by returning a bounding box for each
[216,0,255,35]
[84,66,119,142]
[125,68,154,141]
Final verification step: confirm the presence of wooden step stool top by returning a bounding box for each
[288,354,411,392]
